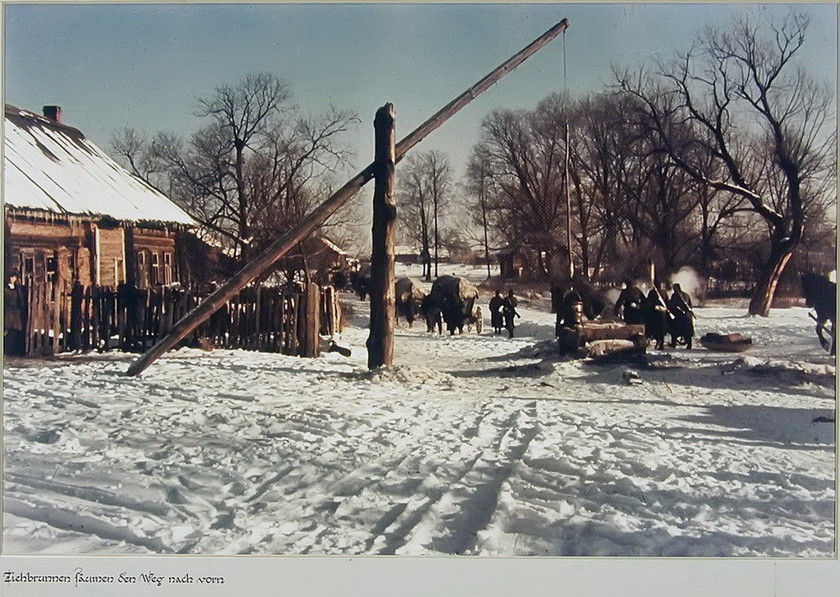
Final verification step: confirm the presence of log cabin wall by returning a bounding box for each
[94,225,126,287]
[5,214,93,287]
[129,227,178,288]
[5,210,343,358]
[5,211,187,290]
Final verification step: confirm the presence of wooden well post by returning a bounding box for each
[125,18,570,377]
[366,104,397,369]
[300,282,321,358]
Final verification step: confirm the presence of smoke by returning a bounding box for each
[669,266,705,305]
[605,288,622,306]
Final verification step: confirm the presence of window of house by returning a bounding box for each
[162,252,173,285]
[46,253,57,284]
[136,251,149,289]
[150,252,160,286]
[68,252,77,282]
[20,254,35,287]
[115,258,125,284]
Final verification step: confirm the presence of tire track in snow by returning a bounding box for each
[366,401,494,555]
[6,472,179,518]
[379,400,539,554]
[4,497,171,553]
[283,400,499,555]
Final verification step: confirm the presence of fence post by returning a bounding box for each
[49,281,57,355]
[24,283,38,356]
[70,281,83,351]
[298,282,320,357]
[82,286,91,351]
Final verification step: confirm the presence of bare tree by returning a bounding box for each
[465,147,496,278]
[397,153,433,280]
[192,73,291,261]
[397,150,453,281]
[472,96,572,279]
[111,73,359,267]
[568,94,639,279]
[617,11,836,315]
[110,127,169,194]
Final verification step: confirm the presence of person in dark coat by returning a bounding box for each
[501,289,521,339]
[489,290,504,335]
[643,286,670,350]
[613,279,645,325]
[4,271,27,357]
[559,288,585,328]
[667,283,695,349]
[421,293,442,334]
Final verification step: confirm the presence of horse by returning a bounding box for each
[801,272,836,355]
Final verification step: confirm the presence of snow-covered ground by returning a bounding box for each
[3,264,836,557]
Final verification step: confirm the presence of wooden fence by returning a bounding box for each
[20,281,341,358]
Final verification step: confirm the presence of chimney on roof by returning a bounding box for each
[43,105,63,124]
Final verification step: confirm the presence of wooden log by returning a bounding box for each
[32,285,44,355]
[22,284,32,356]
[581,339,645,359]
[272,291,282,352]
[117,285,127,349]
[51,281,61,355]
[299,282,321,358]
[278,288,287,350]
[126,19,570,376]
[286,292,298,356]
[161,288,173,335]
[255,285,263,350]
[25,283,38,356]
[367,104,397,369]
[70,281,83,351]
[558,322,646,354]
[51,282,61,354]
[107,288,115,350]
[322,286,338,338]
[392,18,570,162]
[280,290,290,354]
[81,286,90,351]
[90,286,100,350]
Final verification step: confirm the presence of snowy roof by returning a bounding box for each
[320,236,348,256]
[3,105,195,226]
[394,245,451,258]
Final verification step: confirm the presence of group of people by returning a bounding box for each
[613,279,695,350]
[488,289,521,338]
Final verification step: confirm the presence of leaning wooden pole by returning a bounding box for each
[366,104,397,369]
[394,18,570,162]
[126,18,570,377]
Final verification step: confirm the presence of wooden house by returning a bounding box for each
[3,104,205,290]
[270,235,353,284]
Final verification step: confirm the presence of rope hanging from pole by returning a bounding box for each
[563,27,574,280]
[563,27,568,93]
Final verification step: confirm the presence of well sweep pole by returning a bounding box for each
[126,18,570,376]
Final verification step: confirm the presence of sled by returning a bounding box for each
[699,332,753,353]
[558,322,646,356]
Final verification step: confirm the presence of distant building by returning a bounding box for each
[272,235,354,283]
[497,247,526,279]
[394,245,420,264]
[3,104,216,289]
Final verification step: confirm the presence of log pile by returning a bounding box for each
[557,322,646,358]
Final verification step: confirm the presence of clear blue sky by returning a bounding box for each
[4,3,837,181]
